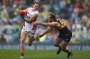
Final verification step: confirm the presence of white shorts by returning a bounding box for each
[22,25,37,36]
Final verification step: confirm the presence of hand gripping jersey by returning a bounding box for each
[22,7,39,36]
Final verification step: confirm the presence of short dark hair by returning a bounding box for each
[33,2,40,7]
[49,14,56,21]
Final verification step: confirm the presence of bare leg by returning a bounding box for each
[54,37,63,54]
[20,30,28,57]
[54,37,63,47]
[60,41,70,53]
[27,35,34,46]
[61,41,73,58]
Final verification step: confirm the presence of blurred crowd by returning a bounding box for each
[0,0,90,44]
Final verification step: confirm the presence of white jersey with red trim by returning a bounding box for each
[22,7,39,36]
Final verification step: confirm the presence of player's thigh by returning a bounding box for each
[27,29,36,43]
[20,30,28,41]
[61,40,68,49]
[54,36,63,45]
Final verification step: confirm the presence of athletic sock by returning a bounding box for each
[21,52,24,56]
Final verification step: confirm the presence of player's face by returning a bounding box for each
[48,15,52,22]
[33,3,40,10]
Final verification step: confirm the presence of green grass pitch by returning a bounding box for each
[0,50,90,59]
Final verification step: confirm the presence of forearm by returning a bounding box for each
[39,23,49,27]
[23,18,32,23]
[24,14,38,23]
[42,27,52,35]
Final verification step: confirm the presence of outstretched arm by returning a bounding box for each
[39,27,52,37]
[33,22,58,27]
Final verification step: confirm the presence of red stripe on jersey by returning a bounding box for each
[32,25,37,30]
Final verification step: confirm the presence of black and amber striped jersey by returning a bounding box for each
[54,20,71,35]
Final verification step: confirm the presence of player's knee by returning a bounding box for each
[20,39,25,44]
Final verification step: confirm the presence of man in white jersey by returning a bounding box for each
[20,2,40,58]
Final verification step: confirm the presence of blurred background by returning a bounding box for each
[0,0,90,50]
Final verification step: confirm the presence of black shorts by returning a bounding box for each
[58,32,72,42]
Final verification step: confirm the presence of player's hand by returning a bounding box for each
[19,13,24,19]
[33,21,40,25]
[19,10,26,19]
[38,34,44,37]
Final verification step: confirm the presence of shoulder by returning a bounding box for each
[25,7,32,11]
[48,22,58,26]
[27,7,32,9]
